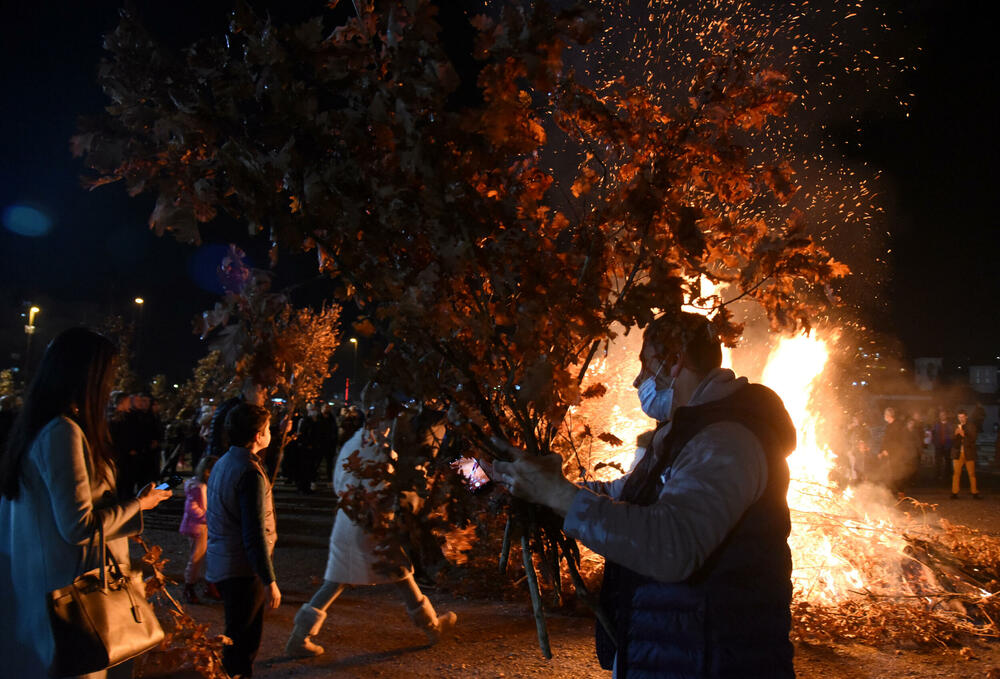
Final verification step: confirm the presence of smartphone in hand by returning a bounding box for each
[155,474,183,491]
[451,457,493,494]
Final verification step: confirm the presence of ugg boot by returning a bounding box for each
[285,604,327,657]
[406,596,457,645]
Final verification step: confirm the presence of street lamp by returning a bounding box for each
[345,337,358,402]
[134,297,145,380]
[23,305,40,380]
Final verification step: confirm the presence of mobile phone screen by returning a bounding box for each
[452,457,492,492]
[155,482,171,491]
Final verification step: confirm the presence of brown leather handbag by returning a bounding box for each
[46,524,164,677]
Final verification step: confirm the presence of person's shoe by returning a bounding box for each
[973,493,982,500]
[183,584,201,605]
[203,581,222,601]
[950,493,959,499]
[285,605,327,657]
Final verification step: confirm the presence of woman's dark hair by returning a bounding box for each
[0,328,118,500]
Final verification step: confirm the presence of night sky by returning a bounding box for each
[1,1,997,386]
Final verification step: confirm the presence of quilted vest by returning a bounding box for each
[205,446,277,582]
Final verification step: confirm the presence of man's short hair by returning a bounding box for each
[642,312,723,376]
[225,403,271,448]
[957,409,967,416]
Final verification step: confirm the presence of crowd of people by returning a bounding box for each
[836,403,995,499]
[4,322,999,678]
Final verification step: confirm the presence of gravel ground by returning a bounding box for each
[134,470,1000,678]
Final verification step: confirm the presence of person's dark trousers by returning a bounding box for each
[217,576,267,677]
[935,447,951,480]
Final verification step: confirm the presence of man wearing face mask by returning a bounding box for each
[493,312,797,678]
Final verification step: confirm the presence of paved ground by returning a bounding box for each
[135,466,1000,678]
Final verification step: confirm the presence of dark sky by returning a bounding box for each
[1,1,997,386]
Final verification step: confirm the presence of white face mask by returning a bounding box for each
[637,362,676,422]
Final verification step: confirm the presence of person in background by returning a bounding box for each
[0,328,171,678]
[877,407,910,494]
[180,454,219,604]
[110,391,138,500]
[311,403,340,488]
[127,392,161,489]
[206,403,281,678]
[930,410,954,482]
[951,409,979,499]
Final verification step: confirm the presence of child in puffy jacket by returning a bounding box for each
[180,455,218,603]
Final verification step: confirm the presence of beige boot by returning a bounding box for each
[285,604,327,657]
[407,596,457,645]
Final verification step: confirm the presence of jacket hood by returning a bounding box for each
[688,368,797,458]
[688,368,749,407]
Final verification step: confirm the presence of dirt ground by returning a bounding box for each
[136,475,1000,678]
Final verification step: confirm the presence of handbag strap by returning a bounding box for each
[96,522,127,590]
[98,522,108,590]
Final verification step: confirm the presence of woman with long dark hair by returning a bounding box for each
[0,328,171,678]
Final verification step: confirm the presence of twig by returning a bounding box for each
[499,515,512,574]
[522,533,552,659]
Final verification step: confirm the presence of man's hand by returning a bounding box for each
[266,581,282,610]
[491,438,579,516]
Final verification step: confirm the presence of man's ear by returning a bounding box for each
[668,351,685,379]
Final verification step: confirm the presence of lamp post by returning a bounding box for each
[133,297,144,380]
[23,305,40,381]
[345,337,358,402]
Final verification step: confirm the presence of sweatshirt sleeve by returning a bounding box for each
[236,469,276,584]
[563,421,768,583]
[35,417,143,545]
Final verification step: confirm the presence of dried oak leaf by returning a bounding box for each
[597,432,624,447]
[581,383,607,399]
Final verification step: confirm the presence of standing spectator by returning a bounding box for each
[110,390,139,499]
[0,328,171,678]
[181,455,219,604]
[877,407,910,493]
[206,404,281,678]
[293,403,321,493]
[931,410,954,481]
[128,392,162,488]
[951,409,979,499]
[311,403,340,485]
[162,407,196,475]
